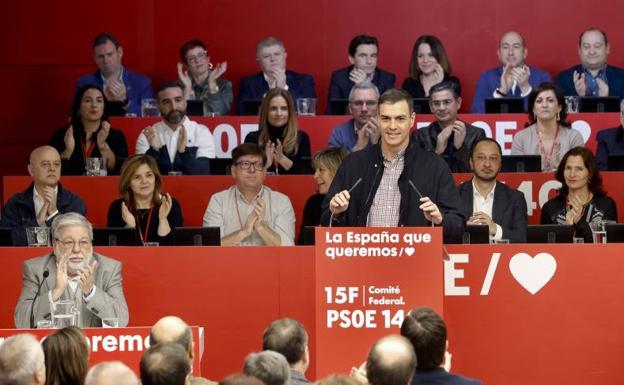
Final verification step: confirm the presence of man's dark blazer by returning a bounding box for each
[412,368,482,385]
[457,180,527,243]
[327,66,396,105]
[237,70,316,114]
[596,125,624,171]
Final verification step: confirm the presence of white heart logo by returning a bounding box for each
[508,252,557,295]
[404,247,415,256]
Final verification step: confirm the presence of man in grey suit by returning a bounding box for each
[262,318,310,385]
[14,212,128,328]
[457,138,528,243]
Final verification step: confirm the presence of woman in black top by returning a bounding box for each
[107,154,183,245]
[402,35,461,98]
[541,147,617,242]
[244,88,311,174]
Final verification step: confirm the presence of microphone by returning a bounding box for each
[329,177,363,227]
[29,270,49,328]
[408,180,434,227]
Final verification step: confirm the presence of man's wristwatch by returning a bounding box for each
[494,88,506,97]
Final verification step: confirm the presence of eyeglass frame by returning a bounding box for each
[55,238,92,249]
[234,160,265,170]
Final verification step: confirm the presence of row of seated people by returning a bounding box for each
[77,29,624,117]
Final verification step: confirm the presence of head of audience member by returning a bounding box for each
[51,213,94,276]
[311,148,348,195]
[0,334,46,385]
[348,83,380,128]
[378,89,415,155]
[156,82,187,128]
[366,335,417,385]
[470,138,502,183]
[315,375,362,385]
[262,318,309,373]
[258,88,298,155]
[179,40,211,79]
[256,37,287,74]
[92,33,123,78]
[71,85,108,128]
[429,81,462,126]
[527,82,569,127]
[578,28,610,71]
[28,146,61,189]
[119,154,163,211]
[348,35,379,76]
[220,374,266,385]
[85,361,138,385]
[141,342,191,385]
[555,146,604,200]
[400,307,447,370]
[497,31,527,68]
[41,326,89,385]
[150,316,194,360]
[231,143,267,193]
[409,35,452,80]
[243,351,290,385]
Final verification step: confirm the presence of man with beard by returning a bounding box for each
[14,212,129,328]
[136,82,216,174]
[1,146,86,246]
[457,138,527,243]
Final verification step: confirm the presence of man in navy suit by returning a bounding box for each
[237,37,316,115]
[596,99,624,170]
[457,138,527,243]
[327,35,395,113]
[401,307,482,385]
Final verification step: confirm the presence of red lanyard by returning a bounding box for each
[81,138,96,159]
[134,207,154,245]
[536,125,560,169]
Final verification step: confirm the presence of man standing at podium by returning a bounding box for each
[323,89,464,243]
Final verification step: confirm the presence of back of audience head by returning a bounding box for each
[409,35,451,79]
[400,307,446,371]
[262,318,309,367]
[41,326,90,385]
[243,351,290,385]
[0,334,46,385]
[366,335,417,385]
[141,342,191,385]
[220,374,266,385]
[84,361,137,385]
[150,316,193,358]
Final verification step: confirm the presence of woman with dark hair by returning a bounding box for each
[42,326,89,385]
[511,82,584,171]
[50,84,128,175]
[541,147,617,242]
[107,154,183,245]
[402,35,461,98]
[244,88,311,174]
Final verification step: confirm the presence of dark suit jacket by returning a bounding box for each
[412,368,481,385]
[596,125,624,171]
[237,70,316,114]
[458,180,528,243]
[327,66,396,104]
[555,64,624,97]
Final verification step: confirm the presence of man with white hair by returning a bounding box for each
[243,350,291,385]
[14,212,129,328]
[0,334,46,385]
[85,361,138,385]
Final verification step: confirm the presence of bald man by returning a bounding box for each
[0,146,86,245]
[365,335,417,385]
[85,361,137,385]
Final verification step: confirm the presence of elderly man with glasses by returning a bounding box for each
[328,83,380,152]
[14,212,129,328]
[203,143,295,246]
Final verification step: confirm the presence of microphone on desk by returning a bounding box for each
[329,177,363,228]
[29,270,49,329]
[408,180,434,227]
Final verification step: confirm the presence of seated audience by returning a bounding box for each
[327,35,395,105]
[262,318,311,385]
[471,31,551,113]
[541,147,617,243]
[401,307,482,385]
[41,326,89,385]
[177,39,233,116]
[402,35,461,98]
[244,89,311,174]
[50,84,128,175]
[458,138,528,243]
[365,335,417,385]
[1,146,86,246]
[85,362,138,385]
[0,334,46,385]
[511,83,584,171]
[203,143,295,246]
[76,32,153,116]
[596,99,624,170]
[14,213,129,328]
[136,82,216,174]
[299,148,348,244]
[327,83,380,152]
[243,351,290,385]
[141,343,191,385]
[237,37,315,115]
[555,28,624,98]
[220,374,266,385]
[412,81,485,172]
[107,154,183,245]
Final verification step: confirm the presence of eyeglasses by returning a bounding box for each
[350,100,378,108]
[56,238,92,249]
[186,51,208,63]
[235,160,264,170]
[430,99,456,108]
